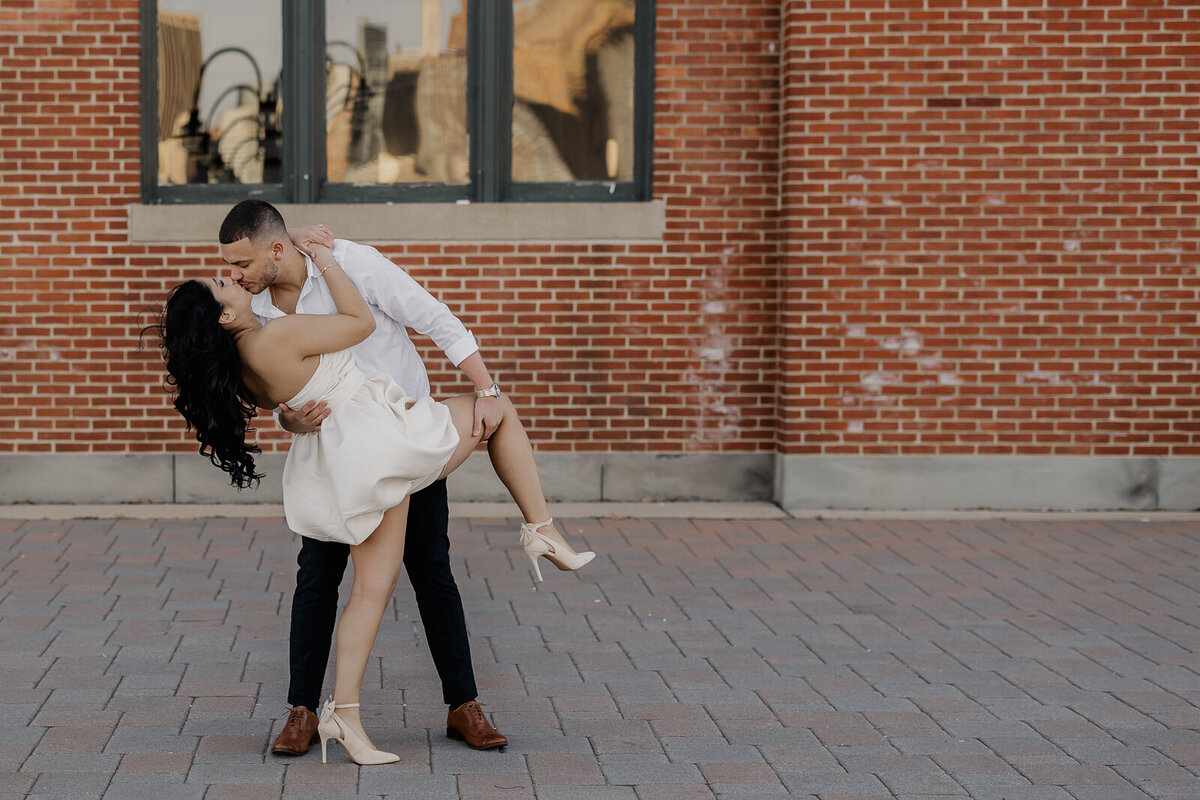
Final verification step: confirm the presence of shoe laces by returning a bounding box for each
[284,705,308,731]
[465,701,488,725]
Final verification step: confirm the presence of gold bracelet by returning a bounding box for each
[317,261,335,274]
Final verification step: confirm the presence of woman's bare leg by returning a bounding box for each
[329,498,409,746]
[439,398,592,578]
[437,395,573,546]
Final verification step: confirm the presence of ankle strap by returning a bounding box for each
[520,518,553,533]
[327,700,360,709]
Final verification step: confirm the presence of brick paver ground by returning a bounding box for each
[0,512,1197,799]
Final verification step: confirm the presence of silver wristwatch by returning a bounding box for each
[474,382,501,399]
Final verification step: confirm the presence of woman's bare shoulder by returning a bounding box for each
[236,319,299,373]
[239,321,316,407]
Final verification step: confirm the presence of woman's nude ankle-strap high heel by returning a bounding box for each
[519,518,595,582]
[317,698,399,765]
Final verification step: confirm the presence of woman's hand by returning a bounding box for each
[288,224,335,257]
[308,242,334,263]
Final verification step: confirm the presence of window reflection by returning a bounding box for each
[156,1,283,186]
[325,0,469,185]
[511,0,636,183]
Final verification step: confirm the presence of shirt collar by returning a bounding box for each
[249,249,320,318]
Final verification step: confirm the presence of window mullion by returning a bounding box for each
[633,0,656,199]
[495,1,514,202]
[139,0,159,203]
[471,0,511,203]
[282,0,325,203]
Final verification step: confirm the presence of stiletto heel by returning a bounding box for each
[526,550,544,583]
[317,698,399,765]
[519,518,595,583]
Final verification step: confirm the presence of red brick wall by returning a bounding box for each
[0,1,146,454]
[3,0,1197,466]
[780,0,1200,457]
[0,0,783,459]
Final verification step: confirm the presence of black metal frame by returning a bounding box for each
[139,0,654,205]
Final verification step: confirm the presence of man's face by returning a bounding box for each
[220,236,279,295]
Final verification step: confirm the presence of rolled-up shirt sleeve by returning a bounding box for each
[342,241,479,367]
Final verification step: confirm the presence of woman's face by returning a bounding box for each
[206,276,252,319]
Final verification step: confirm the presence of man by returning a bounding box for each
[217,199,507,754]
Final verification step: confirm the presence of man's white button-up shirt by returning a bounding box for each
[250,239,478,400]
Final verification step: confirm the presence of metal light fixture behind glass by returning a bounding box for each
[177,46,281,184]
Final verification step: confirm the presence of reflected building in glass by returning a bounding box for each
[511,0,636,184]
[325,0,468,186]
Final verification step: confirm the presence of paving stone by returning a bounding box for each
[631,788,716,800]
[526,752,605,785]
[31,725,113,754]
[117,752,193,775]
[104,728,197,754]
[186,763,286,785]
[0,773,35,795]
[203,782,284,800]
[708,788,789,798]
[22,753,121,773]
[27,769,112,796]
[1017,762,1133,786]
[696,761,781,785]
[1054,738,1173,765]
[534,788,638,800]
[457,772,534,799]
[102,774,204,800]
[1058,788,1155,800]
[875,766,966,796]
[598,760,704,785]
[4,512,1200,799]
[1113,762,1200,789]
[661,740,764,764]
[773,767,890,795]
[891,737,993,756]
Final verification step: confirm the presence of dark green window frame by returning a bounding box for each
[139,0,655,205]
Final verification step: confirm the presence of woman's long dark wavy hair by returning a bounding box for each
[145,280,264,489]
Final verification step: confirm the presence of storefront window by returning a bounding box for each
[142,0,653,203]
[155,1,282,187]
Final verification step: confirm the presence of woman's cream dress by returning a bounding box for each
[281,349,459,544]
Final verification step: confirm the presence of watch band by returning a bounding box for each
[475,383,501,399]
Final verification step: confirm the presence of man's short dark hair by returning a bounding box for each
[219,199,289,245]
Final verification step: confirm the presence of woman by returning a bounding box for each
[148,242,594,765]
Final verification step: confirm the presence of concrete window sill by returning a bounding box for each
[127,201,666,244]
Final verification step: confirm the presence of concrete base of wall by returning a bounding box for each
[777,455,1200,511]
[0,452,774,505]
[5,453,1198,511]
